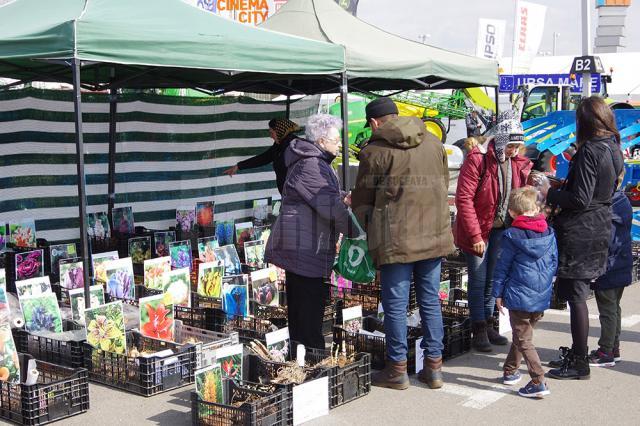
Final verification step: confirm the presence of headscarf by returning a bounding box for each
[268,118,301,143]
[493,110,525,162]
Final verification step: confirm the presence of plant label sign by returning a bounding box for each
[292,376,329,425]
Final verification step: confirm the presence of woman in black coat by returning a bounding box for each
[546,96,624,380]
[223,118,300,194]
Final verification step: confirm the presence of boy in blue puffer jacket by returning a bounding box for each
[492,186,558,398]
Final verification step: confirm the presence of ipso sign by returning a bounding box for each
[499,74,601,94]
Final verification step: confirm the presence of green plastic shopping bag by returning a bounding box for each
[333,213,376,284]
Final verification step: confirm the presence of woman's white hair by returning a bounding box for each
[305,114,342,143]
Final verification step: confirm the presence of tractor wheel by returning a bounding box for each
[422,117,447,143]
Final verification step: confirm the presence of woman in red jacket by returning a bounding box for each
[454,110,532,352]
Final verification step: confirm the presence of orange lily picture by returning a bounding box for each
[139,294,175,341]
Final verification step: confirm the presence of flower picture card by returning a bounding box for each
[439,280,450,302]
[342,305,363,333]
[9,219,37,248]
[162,267,191,308]
[139,294,175,341]
[154,231,175,257]
[221,275,249,320]
[176,209,196,233]
[113,206,135,235]
[234,222,255,247]
[84,301,126,355]
[0,283,10,324]
[91,251,119,284]
[265,327,290,363]
[128,236,151,264]
[59,258,84,290]
[252,199,269,222]
[195,363,224,403]
[197,236,219,263]
[169,240,192,272]
[253,226,271,245]
[244,240,265,269]
[15,249,44,281]
[0,268,5,290]
[271,195,282,217]
[87,212,111,240]
[198,262,224,298]
[213,245,242,276]
[0,323,21,384]
[49,243,77,277]
[143,256,171,290]
[69,285,105,322]
[250,267,279,307]
[196,201,215,227]
[15,276,52,300]
[0,223,7,252]
[20,293,63,333]
[216,343,243,381]
[104,257,135,301]
[215,220,235,246]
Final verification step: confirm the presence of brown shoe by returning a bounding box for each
[418,357,444,389]
[371,359,410,390]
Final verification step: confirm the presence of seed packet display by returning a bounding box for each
[176,209,196,232]
[91,251,119,284]
[216,343,243,381]
[15,276,52,299]
[49,243,77,276]
[87,212,111,240]
[169,240,192,271]
[84,301,126,355]
[59,258,84,290]
[139,294,175,341]
[252,199,269,222]
[221,275,249,320]
[271,195,282,217]
[104,257,135,300]
[162,267,191,307]
[154,231,176,257]
[342,305,363,333]
[196,201,215,227]
[195,363,224,403]
[250,267,279,307]
[0,322,21,384]
[9,219,37,248]
[20,293,63,333]
[198,236,219,263]
[143,256,171,290]
[128,236,152,264]
[235,222,255,247]
[265,327,290,362]
[0,223,6,252]
[0,273,10,323]
[254,226,271,245]
[15,249,44,281]
[69,285,105,322]
[198,262,224,298]
[244,240,265,269]
[113,206,135,235]
[439,280,450,302]
[212,245,242,276]
[215,220,235,246]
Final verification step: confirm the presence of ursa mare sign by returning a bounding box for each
[499,74,601,94]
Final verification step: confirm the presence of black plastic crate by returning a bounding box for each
[440,300,470,319]
[322,303,336,337]
[331,282,381,317]
[442,317,472,360]
[175,305,225,332]
[252,304,287,329]
[82,330,196,396]
[223,317,277,344]
[191,380,289,426]
[193,293,223,310]
[0,355,89,426]
[12,321,86,369]
[333,316,422,374]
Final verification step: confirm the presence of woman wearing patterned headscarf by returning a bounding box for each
[223,118,301,194]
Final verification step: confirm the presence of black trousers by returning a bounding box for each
[285,271,326,350]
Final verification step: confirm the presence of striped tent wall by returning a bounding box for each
[0,88,320,243]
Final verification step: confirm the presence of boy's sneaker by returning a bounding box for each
[613,347,621,362]
[518,380,550,399]
[588,348,615,367]
[503,371,522,385]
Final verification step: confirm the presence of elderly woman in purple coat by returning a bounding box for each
[265,114,355,349]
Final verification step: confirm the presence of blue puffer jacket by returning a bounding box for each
[594,191,634,290]
[492,214,558,313]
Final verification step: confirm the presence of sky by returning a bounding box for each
[357,0,639,57]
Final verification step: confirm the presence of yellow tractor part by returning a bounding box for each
[394,101,446,142]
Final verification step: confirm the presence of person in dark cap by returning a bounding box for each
[351,97,455,390]
[223,118,300,194]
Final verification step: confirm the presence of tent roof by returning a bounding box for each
[0,0,346,91]
[260,0,498,90]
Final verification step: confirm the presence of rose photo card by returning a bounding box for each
[234,222,255,247]
[15,249,44,281]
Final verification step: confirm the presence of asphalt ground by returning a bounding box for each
[6,283,640,426]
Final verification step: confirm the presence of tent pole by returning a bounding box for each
[285,95,291,119]
[340,72,350,191]
[107,87,118,225]
[71,58,91,309]
[494,86,499,125]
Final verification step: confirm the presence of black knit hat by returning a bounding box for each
[365,97,399,127]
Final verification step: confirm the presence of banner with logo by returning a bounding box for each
[476,18,506,60]
[512,1,547,73]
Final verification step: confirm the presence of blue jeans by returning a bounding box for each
[465,228,505,322]
[380,258,444,361]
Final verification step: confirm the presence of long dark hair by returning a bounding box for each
[576,96,620,146]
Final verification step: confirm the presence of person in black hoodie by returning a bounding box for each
[545,96,624,380]
[223,118,300,194]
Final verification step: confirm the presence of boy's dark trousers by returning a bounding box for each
[503,310,545,382]
[595,287,625,352]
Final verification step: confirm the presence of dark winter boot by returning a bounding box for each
[417,357,443,389]
[486,317,509,345]
[547,350,591,380]
[372,360,410,390]
[548,346,571,368]
[472,321,492,352]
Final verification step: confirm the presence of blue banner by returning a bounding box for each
[499,74,601,94]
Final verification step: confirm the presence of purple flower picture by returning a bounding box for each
[104,258,135,300]
[113,207,135,235]
[169,240,192,272]
[176,209,196,233]
[15,249,44,281]
[59,260,84,290]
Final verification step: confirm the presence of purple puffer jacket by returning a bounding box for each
[265,138,354,278]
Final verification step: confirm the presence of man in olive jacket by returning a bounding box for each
[351,97,454,391]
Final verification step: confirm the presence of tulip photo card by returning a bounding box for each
[154,231,176,257]
[143,256,171,290]
[198,262,224,298]
[84,301,126,355]
[69,285,105,323]
[91,251,119,284]
[250,267,279,307]
[104,257,135,301]
[139,294,175,342]
[113,206,135,235]
[59,258,84,290]
[20,292,63,333]
[15,249,44,281]
[9,219,37,248]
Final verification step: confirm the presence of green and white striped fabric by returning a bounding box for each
[0,88,320,243]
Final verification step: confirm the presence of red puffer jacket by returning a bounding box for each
[454,140,532,254]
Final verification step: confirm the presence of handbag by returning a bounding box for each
[333,213,376,284]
